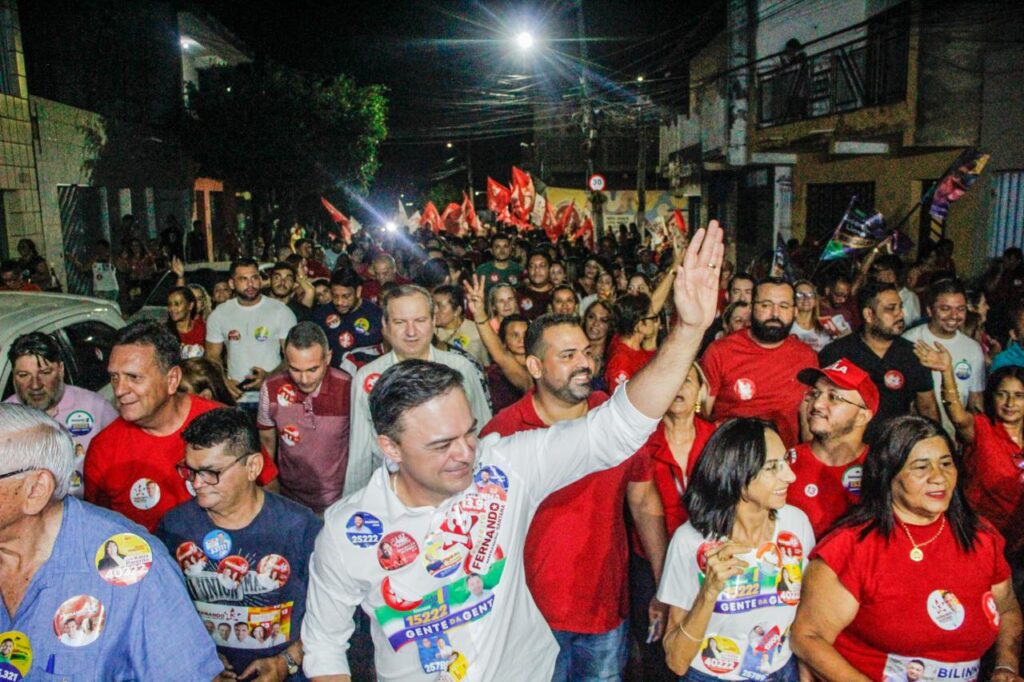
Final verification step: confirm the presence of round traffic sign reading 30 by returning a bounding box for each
[588,174,606,192]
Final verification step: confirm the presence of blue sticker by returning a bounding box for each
[345,512,383,547]
[474,465,509,498]
[202,529,232,561]
[65,410,95,437]
[954,360,972,381]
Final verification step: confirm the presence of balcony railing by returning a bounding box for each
[756,26,908,128]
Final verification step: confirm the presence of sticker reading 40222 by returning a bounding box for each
[95,533,153,586]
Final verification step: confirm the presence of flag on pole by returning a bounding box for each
[572,215,595,252]
[510,166,535,219]
[770,240,798,280]
[320,197,352,242]
[396,198,408,224]
[421,201,443,234]
[672,209,688,235]
[486,177,511,214]
[820,197,888,262]
[440,202,463,236]
[925,148,990,224]
[554,201,577,239]
[406,210,422,231]
[462,192,481,236]
[540,200,557,243]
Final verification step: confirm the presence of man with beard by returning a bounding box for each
[517,251,556,322]
[475,234,522,293]
[819,281,939,438]
[480,313,668,681]
[789,358,877,537]
[310,268,384,366]
[4,332,117,498]
[702,277,817,446]
[206,259,297,408]
[267,261,314,322]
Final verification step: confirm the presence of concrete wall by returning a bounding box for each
[0,1,43,269]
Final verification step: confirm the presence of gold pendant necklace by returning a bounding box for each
[898,516,945,562]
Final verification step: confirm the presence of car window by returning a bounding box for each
[60,321,119,392]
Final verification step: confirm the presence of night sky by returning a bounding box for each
[199,1,710,200]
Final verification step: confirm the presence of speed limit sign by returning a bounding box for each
[588,174,606,192]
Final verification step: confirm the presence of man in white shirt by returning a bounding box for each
[344,284,493,496]
[300,222,724,682]
[206,259,297,408]
[871,255,922,327]
[902,278,984,435]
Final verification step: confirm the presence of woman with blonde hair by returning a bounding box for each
[790,279,831,352]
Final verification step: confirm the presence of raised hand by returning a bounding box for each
[170,256,185,279]
[462,274,487,322]
[913,340,952,372]
[672,220,724,333]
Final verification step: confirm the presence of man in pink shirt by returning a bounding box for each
[4,332,117,497]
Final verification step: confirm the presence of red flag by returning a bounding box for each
[554,201,577,238]
[510,166,535,219]
[486,177,511,215]
[672,209,688,235]
[320,197,352,242]
[462,192,481,236]
[496,205,512,225]
[541,200,557,242]
[420,201,443,234]
[440,202,463,236]
[572,215,595,252]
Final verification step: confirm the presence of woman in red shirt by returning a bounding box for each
[167,286,206,359]
[792,416,1022,682]
[914,344,1024,534]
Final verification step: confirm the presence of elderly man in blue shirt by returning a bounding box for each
[0,403,222,681]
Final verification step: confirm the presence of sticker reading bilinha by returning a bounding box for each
[52,596,105,648]
[95,533,153,586]
[0,631,32,681]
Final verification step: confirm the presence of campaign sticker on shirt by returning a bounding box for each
[176,541,209,575]
[0,631,32,681]
[884,369,904,390]
[739,624,782,675]
[326,313,341,329]
[281,425,301,447]
[203,529,233,561]
[227,329,241,342]
[882,655,980,682]
[451,334,469,350]
[363,372,382,394]
[776,532,804,562]
[695,540,726,574]
[927,589,965,631]
[277,384,297,406]
[734,377,757,401]
[354,318,371,335]
[423,530,465,579]
[129,478,160,510]
[346,512,384,547]
[378,531,420,571]
[53,595,105,648]
[474,466,509,499]
[95,533,153,586]
[954,360,972,381]
[217,555,251,590]
[254,326,270,342]
[256,554,292,591]
[181,343,204,359]
[982,591,1000,629]
[65,410,94,437]
[520,297,534,311]
[803,483,819,498]
[508,275,519,286]
[841,464,863,495]
[416,631,457,674]
[488,273,499,283]
[339,331,355,349]
[381,576,423,611]
[756,543,782,588]
[699,635,741,674]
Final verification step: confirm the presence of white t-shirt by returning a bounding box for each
[206,297,297,393]
[302,386,659,681]
[899,287,921,327]
[901,325,985,435]
[658,505,815,681]
[92,261,119,293]
[790,324,831,353]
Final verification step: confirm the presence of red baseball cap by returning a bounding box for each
[797,358,880,414]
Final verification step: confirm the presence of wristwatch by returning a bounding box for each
[281,650,299,676]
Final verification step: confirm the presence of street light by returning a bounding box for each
[446,142,453,149]
[515,31,534,51]
[384,221,397,232]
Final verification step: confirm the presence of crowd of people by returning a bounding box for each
[2,214,1024,682]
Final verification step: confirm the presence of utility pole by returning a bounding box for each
[635,79,649,228]
[466,140,474,201]
[576,0,603,240]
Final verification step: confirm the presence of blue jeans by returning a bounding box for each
[551,620,629,681]
[679,656,798,682]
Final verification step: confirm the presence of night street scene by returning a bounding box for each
[1,1,1024,681]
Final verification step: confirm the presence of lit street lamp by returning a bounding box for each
[515,31,534,51]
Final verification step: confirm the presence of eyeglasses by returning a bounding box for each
[805,388,867,410]
[994,390,1024,403]
[0,467,36,481]
[760,450,797,476]
[175,453,254,486]
[753,300,794,312]
[795,291,816,300]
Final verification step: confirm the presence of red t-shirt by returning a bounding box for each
[965,413,1023,532]
[641,417,717,538]
[604,336,655,394]
[812,518,1009,680]
[84,395,278,531]
[480,391,651,633]
[702,330,817,446]
[787,443,867,538]
[177,318,207,358]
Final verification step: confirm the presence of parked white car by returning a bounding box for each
[0,292,125,401]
